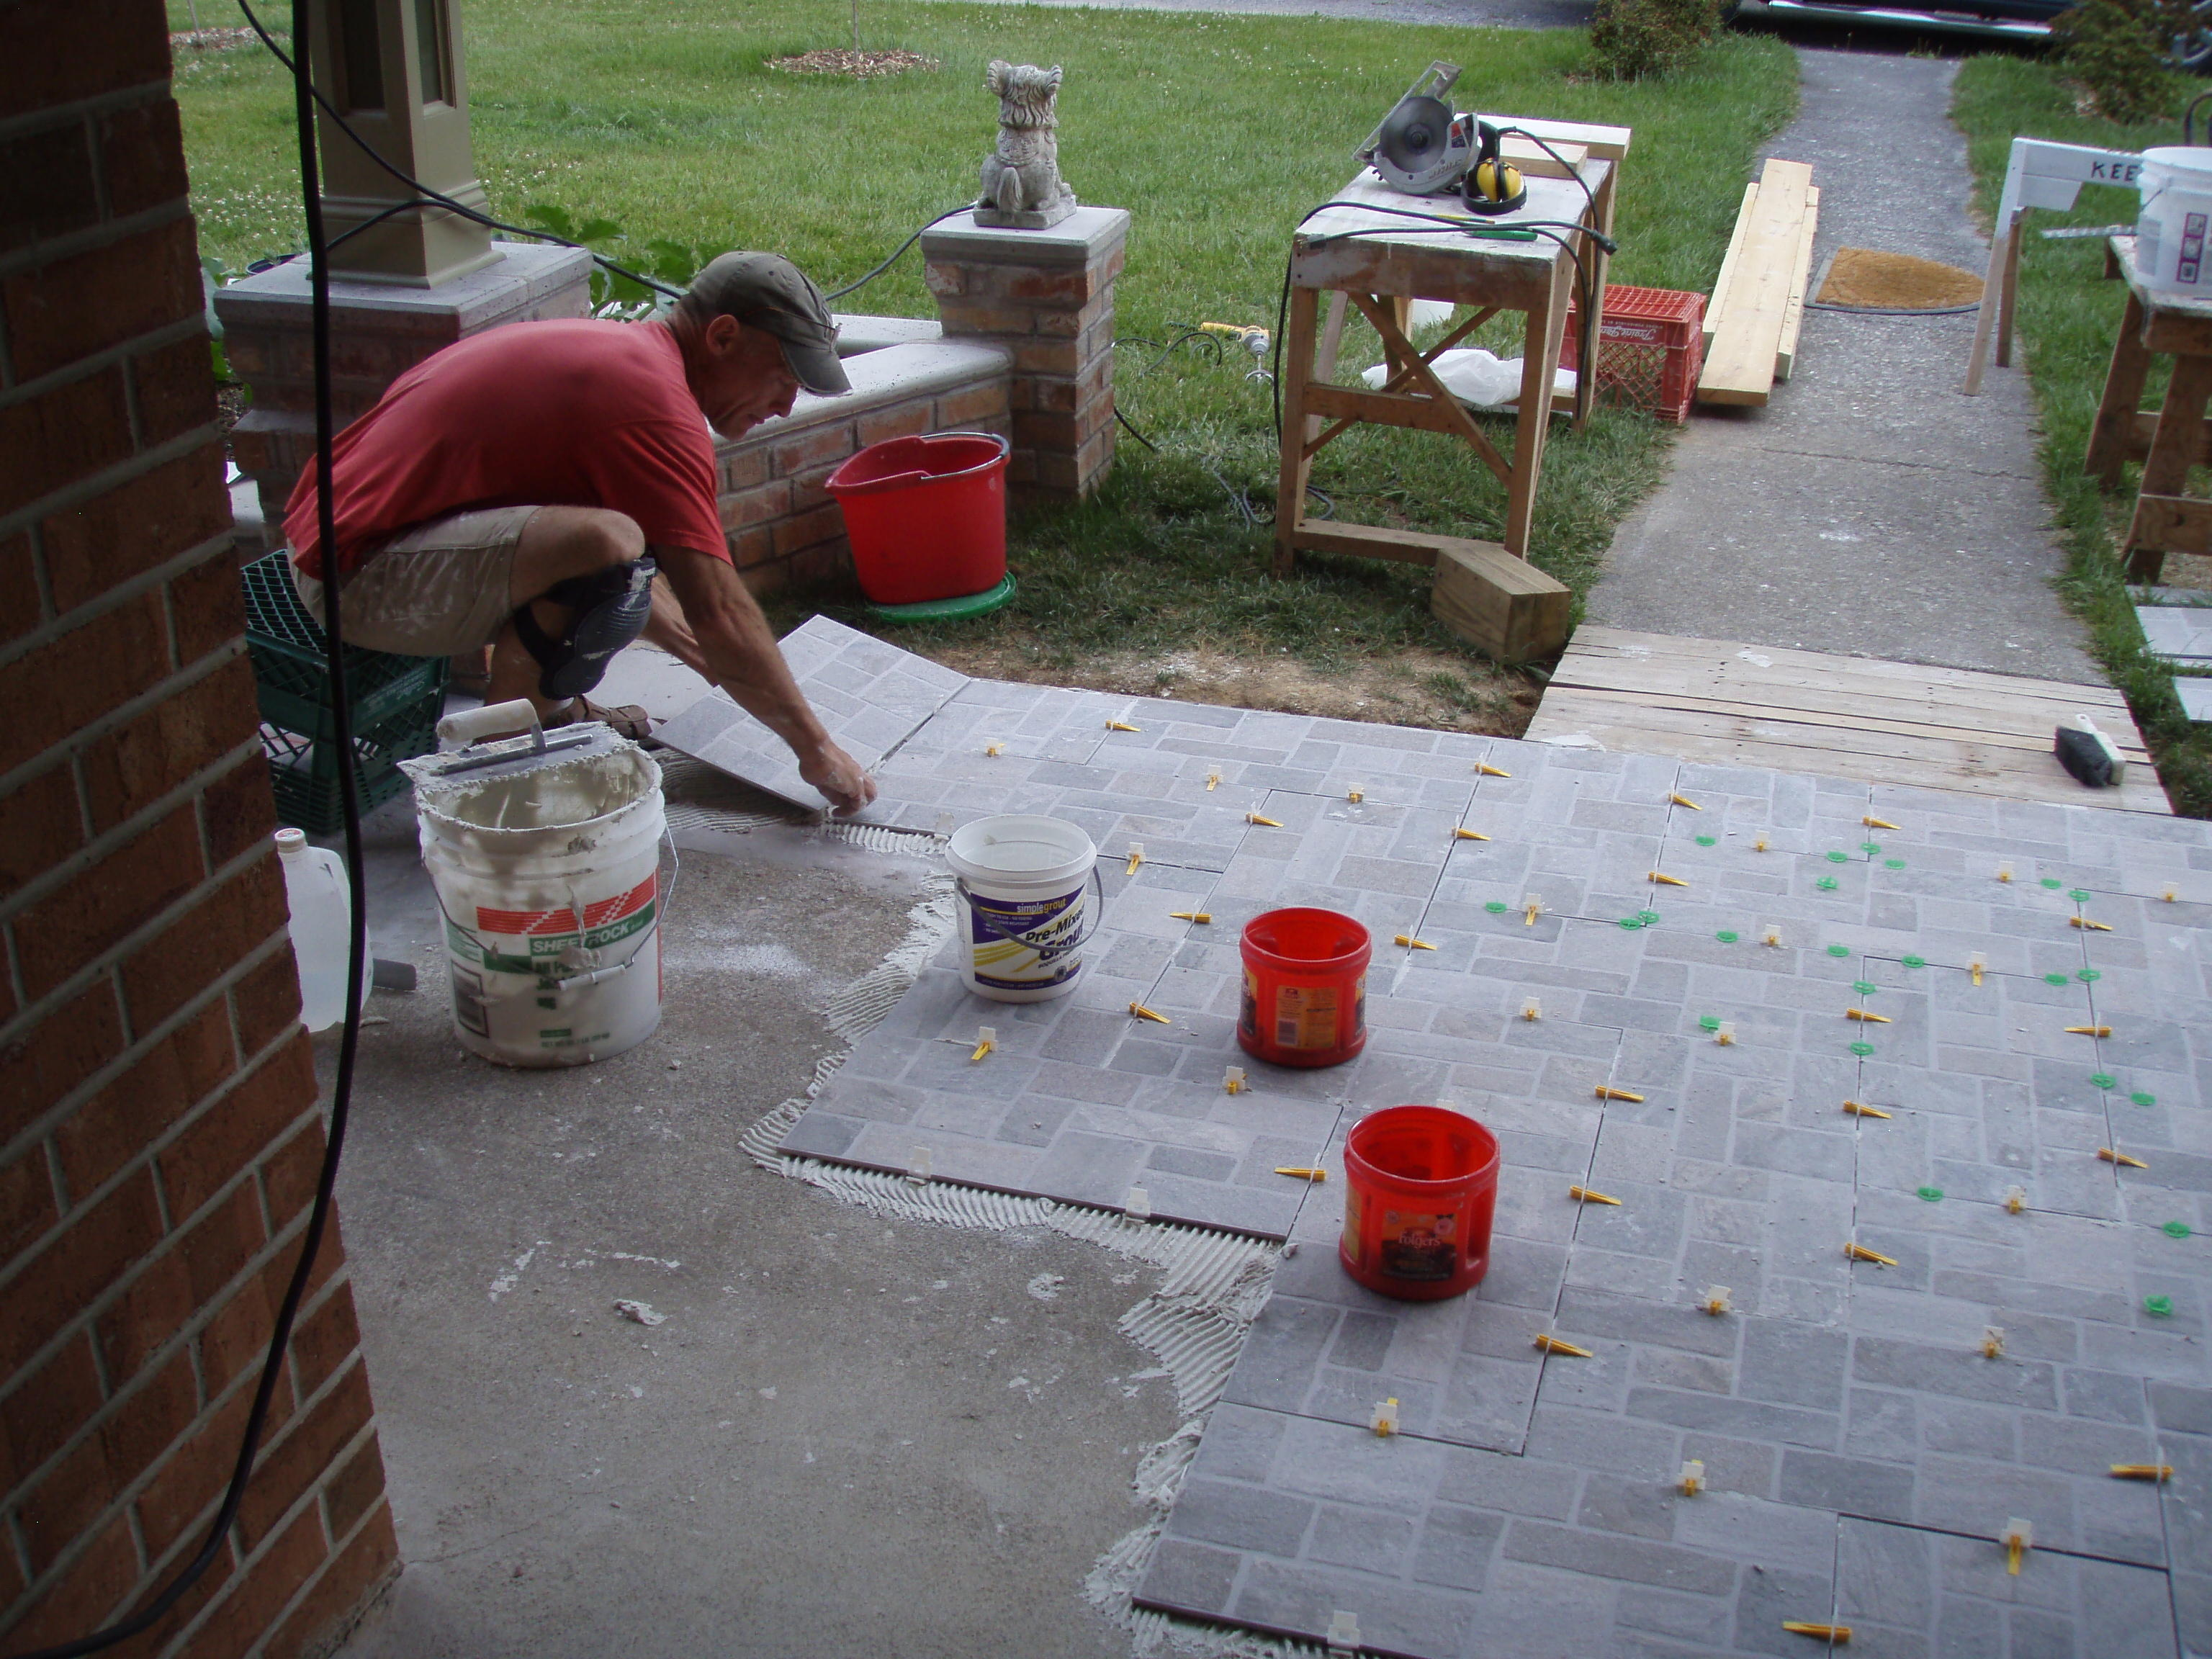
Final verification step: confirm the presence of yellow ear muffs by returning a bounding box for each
[1473,159,1523,202]
[1461,123,1528,217]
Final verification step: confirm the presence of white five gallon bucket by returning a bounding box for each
[2137,148,2212,297]
[946,814,1100,1002]
[405,713,668,1068]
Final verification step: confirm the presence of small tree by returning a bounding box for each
[1588,0,1719,81]
[2051,0,2180,124]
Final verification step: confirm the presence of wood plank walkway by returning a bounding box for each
[1525,626,2170,814]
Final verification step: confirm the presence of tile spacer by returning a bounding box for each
[1369,1398,1399,1436]
[1753,833,1771,852]
[2069,916,2114,932]
[2067,1025,2113,1038]
[1247,809,1284,827]
[1107,719,1141,732]
[1346,783,1364,802]
[1524,894,1544,927]
[1781,1623,1852,1644]
[2098,1146,2149,1168]
[1844,1242,1897,1266]
[1845,1008,1891,1023]
[1169,910,1211,923]
[1521,998,1542,1022]
[1124,1187,1151,1220]
[984,742,1003,757]
[1533,1334,1593,1357]
[1478,762,1511,778]
[1648,871,1689,887]
[1594,1085,1644,1102]
[1843,1101,1892,1119]
[1394,934,1437,950]
[1326,1610,1362,1658]
[1454,826,1491,840]
[1275,1165,1326,1182]
[907,1146,935,1184]
[2004,1185,2027,1215]
[1679,1458,1705,1496]
[971,1026,997,1061]
[2002,1518,2032,1575]
[1205,767,1220,790]
[1223,1066,1245,1094]
[1129,1002,1171,1024]
[1568,1184,1622,1205]
[1863,815,1899,830]
[1670,793,1702,809]
[1997,863,2013,882]
[1981,1325,2005,1359]
[1126,843,1143,874]
[1701,1286,1732,1316]
[1969,954,1986,986]
[2111,1464,2174,1481]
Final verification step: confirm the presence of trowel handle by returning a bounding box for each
[438,699,541,752]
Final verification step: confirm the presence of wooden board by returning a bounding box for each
[1500,136,1588,180]
[1478,113,1631,161]
[1775,186,1820,383]
[1525,626,2170,814]
[1697,158,1816,408]
[1704,182,1760,353]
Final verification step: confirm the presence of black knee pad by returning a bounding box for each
[513,555,657,703]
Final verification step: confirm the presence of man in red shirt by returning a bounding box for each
[285,251,877,815]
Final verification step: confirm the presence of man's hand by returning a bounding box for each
[799,738,878,817]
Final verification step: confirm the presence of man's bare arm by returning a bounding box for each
[644,546,878,815]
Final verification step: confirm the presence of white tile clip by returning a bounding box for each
[1701,1286,1732,1316]
[1521,998,1542,1022]
[1326,1610,1361,1657]
[906,1146,933,1184]
[1714,1020,1736,1046]
[2002,1517,2033,1575]
[1369,1397,1399,1437]
[1679,1458,1705,1496]
[1223,1066,1246,1095]
[971,1026,997,1061]
[1125,1187,1151,1221]
[1982,1325,2005,1359]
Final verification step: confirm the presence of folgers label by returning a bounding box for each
[1239,969,1367,1055]
[1340,1105,1501,1302]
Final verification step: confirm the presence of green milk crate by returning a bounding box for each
[240,552,449,833]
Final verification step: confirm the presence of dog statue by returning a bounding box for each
[976,60,1076,228]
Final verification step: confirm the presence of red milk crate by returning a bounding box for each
[1559,285,1704,424]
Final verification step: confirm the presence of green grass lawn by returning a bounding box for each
[176,1,1795,724]
[1952,55,2212,817]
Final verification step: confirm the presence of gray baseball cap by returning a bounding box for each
[681,251,850,395]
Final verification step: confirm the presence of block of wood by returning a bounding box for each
[1500,136,1589,179]
[1429,534,1571,660]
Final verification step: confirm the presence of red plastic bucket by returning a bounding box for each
[1238,907,1370,1068]
[823,431,1010,606]
[1340,1105,1500,1301]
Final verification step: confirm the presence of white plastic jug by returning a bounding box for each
[274,828,369,1032]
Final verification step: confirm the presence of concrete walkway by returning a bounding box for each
[1588,50,2104,686]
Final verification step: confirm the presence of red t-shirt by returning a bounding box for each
[285,318,727,580]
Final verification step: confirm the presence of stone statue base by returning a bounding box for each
[973,187,1077,230]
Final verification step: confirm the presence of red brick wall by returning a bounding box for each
[0,5,396,1655]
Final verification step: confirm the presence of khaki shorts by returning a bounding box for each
[290,505,541,657]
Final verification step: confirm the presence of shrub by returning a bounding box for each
[2049,0,2181,124]
[1588,0,1719,81]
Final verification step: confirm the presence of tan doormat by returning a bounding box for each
[1814,247,1984,310]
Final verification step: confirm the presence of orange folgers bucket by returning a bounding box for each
[1238,908,1370,1068]
[1340,1106,1501,1300]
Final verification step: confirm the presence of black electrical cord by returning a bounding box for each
[13,11,369,1658]
[824,205,979,301]
[233,0,682,299]
[1807,300,1983,316]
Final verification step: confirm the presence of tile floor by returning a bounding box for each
[659,624,2212,1658]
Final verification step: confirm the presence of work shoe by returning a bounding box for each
[554,697,655,745]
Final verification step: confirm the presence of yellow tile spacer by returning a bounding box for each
[1129,1002,1171,1024]
[1533,1334,1593,1357]
[1393,935,1437,950]
[2069,917,2114,932]
[1107,719,1142,732]
[1680,1458,1705,1496]
[1568,1185,1622,1205]
[1701,1286,1733,1316]
[1524,896,1544,927]
[1781,1623,1852,1644]
[1843,1101,1892,1119]
[1346,786,1364,802]
[1982,1326,2005,1359]
[1997,865,2014,883]
[1370,1396,1400,1437]
[1648,871,1689,887]
[1753,835,1771,853]
[1205,768,1220,791]
[1170,910,1211,923]
[2097,1147,2148,1169]
[1274,1166,1327,1182]
[984,742,1003,757]
[1223,1066,1246,1094]
[2067,1025,2113,1038]
[1479,763,1511,778]
[1454,827,1491,841]
[1127,847,1143,874]
[2164,885,2178,902]
[1845,1009,1891,1024]
[1844,1242,1897,1266]
[1248,811,1284,827]
[2004,1186,2026,1215]
[1864,815,1899,830]
[2002,1519,2032,1575]
[1594,1085,1644,1102]
[971,1026,997,1061]
[2111,1464,2174,1482]
[1671,793,1703,810]
[1970,957,1986,986]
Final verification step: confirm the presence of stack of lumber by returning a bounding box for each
[1696,158,1820,408]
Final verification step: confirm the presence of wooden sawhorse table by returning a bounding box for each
[1274,149,1617,660]
[2086,234,2212,583]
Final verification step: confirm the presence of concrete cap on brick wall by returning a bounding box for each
[920,206,1130,268]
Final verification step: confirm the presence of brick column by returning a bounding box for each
[1,5,397,1654]
[921,207,1128,507]
[215,242,591,553]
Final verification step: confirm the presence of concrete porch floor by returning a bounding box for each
[322,660,1183,1659]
